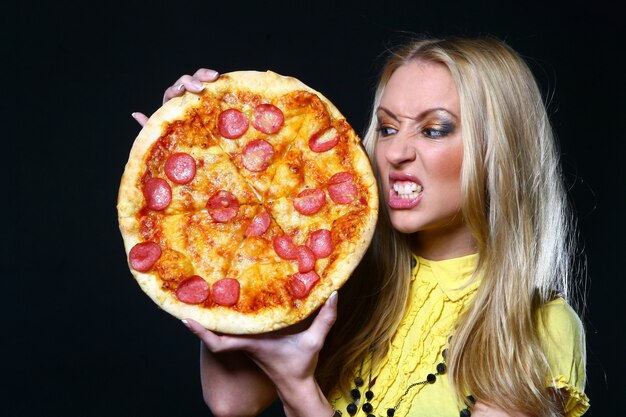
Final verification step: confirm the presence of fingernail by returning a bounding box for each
[206,69,219,79]
[131,112,138,120]
[176,83,184,91]
[328,291,338,305]
[181,319,190,328]
[191,80,205,90]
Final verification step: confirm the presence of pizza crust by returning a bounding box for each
[118,70,378,334]
[118,93,202,218]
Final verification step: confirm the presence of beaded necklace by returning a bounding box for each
[345,341,474,417]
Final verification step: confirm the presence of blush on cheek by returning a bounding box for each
[428,144,463,187]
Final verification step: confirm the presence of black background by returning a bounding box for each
[4,1,623,416]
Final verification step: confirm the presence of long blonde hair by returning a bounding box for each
[317,37,579,416]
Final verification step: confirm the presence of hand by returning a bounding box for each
[184,291,338,385]
[131,68,220,127]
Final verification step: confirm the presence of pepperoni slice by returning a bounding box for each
[242,139,275,172]
[218,109,249,139]
[328,172,357,204]
[252,104,284,134]
[129,241,162,272]
[207,190,240,222]
[164,152,196,184]
[176,275,210,304]
[307,229,333,259]
[288,271,320,299]
[212,278,240,306]
[245,209,271,237]
[295,245,316,273]
[273,234,297,260]
[143,178,172,210]
[293,188,325,215]
[309,128,340,152]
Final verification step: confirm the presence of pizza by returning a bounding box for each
[117,70,378,334]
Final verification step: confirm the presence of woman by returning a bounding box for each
[133,36,589,417]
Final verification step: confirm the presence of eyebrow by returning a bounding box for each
[376,106,458,121]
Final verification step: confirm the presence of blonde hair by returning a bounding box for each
[317,37,579,416]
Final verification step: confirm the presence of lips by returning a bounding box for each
[388,173,423,209]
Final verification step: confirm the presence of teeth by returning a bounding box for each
[393,181,423,198]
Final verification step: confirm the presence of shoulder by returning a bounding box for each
[536,298,589,415]
[537,298,585,347]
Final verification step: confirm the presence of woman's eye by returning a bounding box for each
[377,125,397,137]
[423,123,454,138]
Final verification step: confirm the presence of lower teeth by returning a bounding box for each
[396,192,419,199]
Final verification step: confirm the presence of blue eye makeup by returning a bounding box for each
[422,121,455,138]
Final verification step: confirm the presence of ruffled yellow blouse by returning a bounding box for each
[329,254,589,416]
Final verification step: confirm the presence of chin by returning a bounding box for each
[387,213,423,234]
[393,225,421,234]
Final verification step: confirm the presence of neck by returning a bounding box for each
[410,223,476,260]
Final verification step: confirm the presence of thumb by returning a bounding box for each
[306,291,338,339]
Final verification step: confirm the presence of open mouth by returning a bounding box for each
[392,180,423,199]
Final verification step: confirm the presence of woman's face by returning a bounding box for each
[375,60,471,254]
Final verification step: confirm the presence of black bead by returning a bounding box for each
[460,408,471,417]
[354,376,364,387]
[367,415,376,417]
[411,257,417,268]
[465,395,475,405]
[365,390,374,401]
[387,409,396,417]
[347,403,358,415]
[442,348,448,360]
[436,362,447,374]
[350,388,361,400]
[426,373,436,383]
[362,403,373,413]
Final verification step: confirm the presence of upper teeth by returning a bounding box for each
[393,182,422,197]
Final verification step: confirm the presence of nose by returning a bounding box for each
[384,131,416,166]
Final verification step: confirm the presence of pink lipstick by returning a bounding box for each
[388,173,423,209]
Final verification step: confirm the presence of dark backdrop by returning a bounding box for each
[4,1,623,416]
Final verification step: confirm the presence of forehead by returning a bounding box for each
[379,60,459,116]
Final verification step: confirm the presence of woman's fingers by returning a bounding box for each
[133,69,221,126]
[162,75,197,103]
[302,292,338,349]
[163,69,220,104]
[131,112,149,127]
[183,318,246,353]
[193,68,220,81]
[183,292,337,359]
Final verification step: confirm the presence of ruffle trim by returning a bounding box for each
[547,375,590,417]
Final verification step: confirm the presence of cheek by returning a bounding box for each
[428,145,463,188]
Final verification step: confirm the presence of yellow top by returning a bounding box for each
[329,253,589,416]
